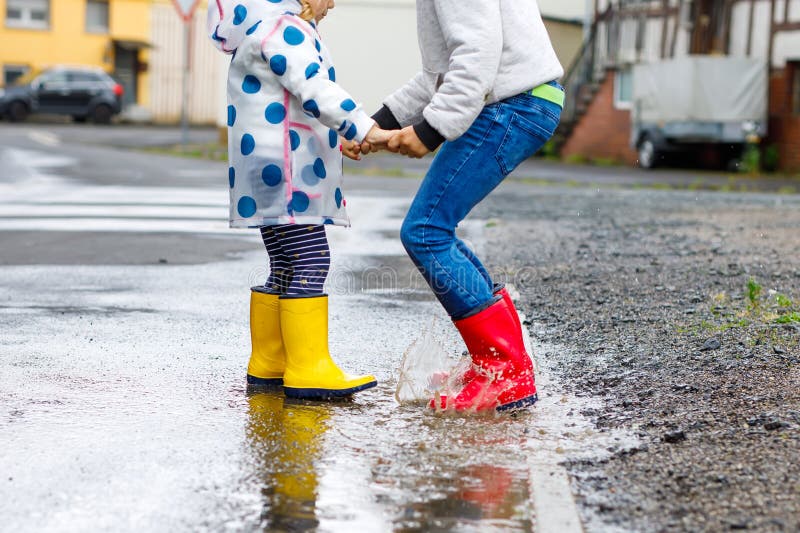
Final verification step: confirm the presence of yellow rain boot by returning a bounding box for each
[279,295,377,399]
[247,288,286,386]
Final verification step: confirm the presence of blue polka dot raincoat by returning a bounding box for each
[208,0,374,228]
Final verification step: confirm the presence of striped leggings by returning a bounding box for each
[260,224,330,296]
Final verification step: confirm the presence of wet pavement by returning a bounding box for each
[4,123,797,532]
[0,125,614,532]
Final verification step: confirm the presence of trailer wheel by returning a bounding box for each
[637,136,659,170]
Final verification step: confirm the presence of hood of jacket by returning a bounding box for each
[208,0,302,54]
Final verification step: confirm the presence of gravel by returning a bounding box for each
[479,184,800,532]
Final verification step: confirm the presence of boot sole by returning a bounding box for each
[246,374,284,387]
[496,393,538,412]
[283,380,377,400]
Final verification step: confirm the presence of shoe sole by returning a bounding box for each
[496,393,538,412]
[246,374,284,387]
[283,380,377,400]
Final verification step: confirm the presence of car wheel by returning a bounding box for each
[638,136,659,170]
[73,115,87,123]
[91,104,113,125]
[7,101,29,123]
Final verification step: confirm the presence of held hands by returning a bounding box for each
[387,126,429,158]
[341,139,362,160]
[341,125,393,161]
[341,124,430,160]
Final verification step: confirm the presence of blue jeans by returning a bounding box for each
[400,87,562,319]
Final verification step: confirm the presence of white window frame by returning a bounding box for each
[614,66,634,110]
[5,0,50,30]
[85,0,109,34]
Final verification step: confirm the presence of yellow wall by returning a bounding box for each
[0,0,151,105]
[543,19,584,73]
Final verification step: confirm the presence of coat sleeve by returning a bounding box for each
[383,69,438,127]
[260,17,374,143]
[421,0,503,141]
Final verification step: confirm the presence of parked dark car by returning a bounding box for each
[0,66,124,124]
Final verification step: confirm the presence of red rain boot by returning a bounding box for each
[431,298,537,412]
[495,284,523,337]
[459,285,525,386]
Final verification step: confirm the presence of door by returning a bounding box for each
[113,45,138,108]
[65,71,99,113]
[35,70,72,113]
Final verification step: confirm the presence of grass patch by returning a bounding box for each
[590,156,619,167]
[564,154,589,165]
[344,165,419,179]
[142,143,228,161]
[775,312,800,324]
[679,279,800,351]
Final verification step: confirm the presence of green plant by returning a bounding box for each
[775,312,800,324]
[564,153,588,165]
[762,144,780,173]
[746,278,762,308]
[776,294,793,307]
[590,156,618,167]
[739,144,761,174]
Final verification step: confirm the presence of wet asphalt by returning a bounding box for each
[2,123,799,532]
[0,123,586,532]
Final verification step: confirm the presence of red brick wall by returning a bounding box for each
[767,66,800,173]
[561,70,638,166]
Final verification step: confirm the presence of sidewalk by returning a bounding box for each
[347,153,800,194]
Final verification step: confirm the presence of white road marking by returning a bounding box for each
[0,146,409,254]
[27,130,61,147]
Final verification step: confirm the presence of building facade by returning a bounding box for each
[0,0,152,109]
[558,0,800,172]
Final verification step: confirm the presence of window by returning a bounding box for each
[614,67,633,110]
[3,65,30,86]
[69,71,104,83]
[6,0,49,29]
[41,70,68,83]
[86,0,109,33]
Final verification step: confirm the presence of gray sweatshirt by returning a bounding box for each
[379,0,563,149]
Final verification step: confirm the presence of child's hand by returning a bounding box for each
[341,139,363,160]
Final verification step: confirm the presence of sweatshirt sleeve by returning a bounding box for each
[260,17,374,143]
[420,0,503,142]
[383,70,438,128]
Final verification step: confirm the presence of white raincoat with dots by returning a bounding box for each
[208,0,374,228]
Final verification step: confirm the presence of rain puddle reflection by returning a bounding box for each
[243,386,535,532]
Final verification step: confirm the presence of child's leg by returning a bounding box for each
[272,224,330,296]
[273,224,376,399]
[455,238,493,289]
[260,226,293,294]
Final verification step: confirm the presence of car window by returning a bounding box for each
[38,71,69,84]
[69,71,104,83]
